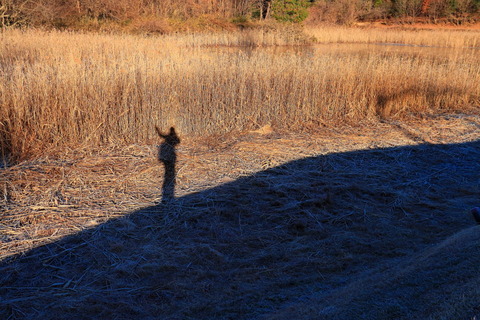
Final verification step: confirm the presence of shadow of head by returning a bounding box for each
[156,127,180,147]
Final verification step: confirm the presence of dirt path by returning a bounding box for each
[1,114,480,319]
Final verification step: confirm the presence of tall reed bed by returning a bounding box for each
[305,26,480,48]
[159,25,480,48]
[0,28,479,162]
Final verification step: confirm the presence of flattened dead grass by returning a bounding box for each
[2,115,479,259]
[1,115,480,319]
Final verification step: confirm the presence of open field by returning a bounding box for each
[1,115,480,319]
[1,26,480,319]
[1,27,479,162]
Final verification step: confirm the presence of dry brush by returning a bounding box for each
[0,28,479,162]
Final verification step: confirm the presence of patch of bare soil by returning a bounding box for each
[1,114,480,319]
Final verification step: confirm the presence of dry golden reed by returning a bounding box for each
[0,28,479,161]
[305,25,480,48]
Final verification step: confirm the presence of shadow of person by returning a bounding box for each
[155,126,180,204]
[2,139,480,319]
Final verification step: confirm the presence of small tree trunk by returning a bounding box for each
[261,0,271,19]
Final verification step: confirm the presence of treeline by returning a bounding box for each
[312,0,480,25]
[0,0,479,30]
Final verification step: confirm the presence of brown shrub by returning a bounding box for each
[128,17,173,34]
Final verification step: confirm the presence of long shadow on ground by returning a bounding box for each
[1,141,480,319]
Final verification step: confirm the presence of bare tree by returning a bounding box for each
[232,0,256,16]
[421,0,433,14]
[0,0,30,28]
[260,0,272,19]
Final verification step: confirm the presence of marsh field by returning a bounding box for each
[1,26,479,162]
[1,26,480,319]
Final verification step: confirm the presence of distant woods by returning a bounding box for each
[1,0,478,30]
[311,0,480,25]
